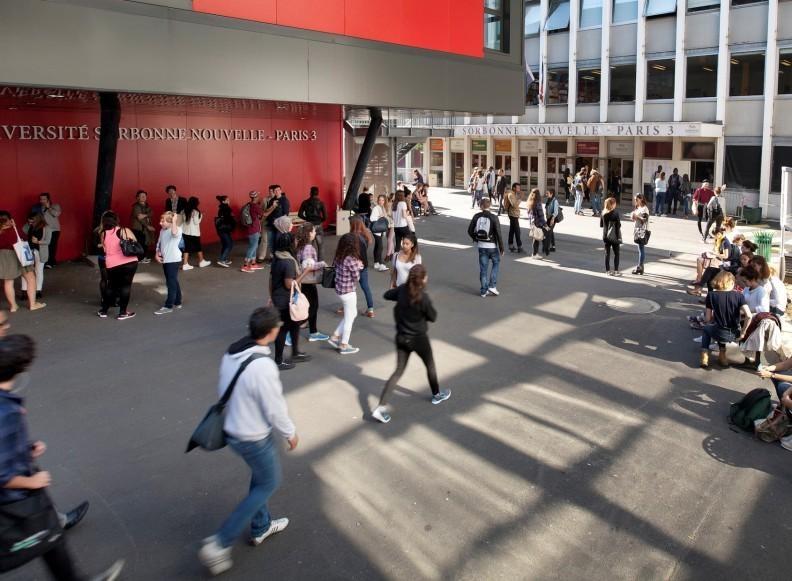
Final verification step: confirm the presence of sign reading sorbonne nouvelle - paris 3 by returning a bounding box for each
[0,125,318,142]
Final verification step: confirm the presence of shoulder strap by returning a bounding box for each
[218,353,266,407]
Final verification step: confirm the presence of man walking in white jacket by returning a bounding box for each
[199,307,299,576]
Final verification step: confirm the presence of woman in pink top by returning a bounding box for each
[98,211,139,320]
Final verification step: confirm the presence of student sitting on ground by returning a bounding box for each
[698,271,752,368]
[767,266,788,317]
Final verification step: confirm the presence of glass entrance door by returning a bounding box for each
[452,152,465,187]
[607,158,634,203]
[495,154,512,183]
[519,155,539,190]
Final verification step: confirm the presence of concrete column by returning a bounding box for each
[635,0,647,122]
[598,136,607,181]
[538,137,547,192]
[568,0,580,123]
[758,0,779,214]
[511,135,520,187]
[486,136,494,170]
[716,2,730,123]
[390,138,398,192]
[633,137,643,199]
[442,137,452,188]
[423,137,431,183]
[539,0,549,123]
[600,0,612,122]
[714,136,725,186]
[463,136,472,184]
[673,0,686,121]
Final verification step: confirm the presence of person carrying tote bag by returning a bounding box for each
[0,212,45,312]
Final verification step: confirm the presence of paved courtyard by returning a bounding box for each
[5,190,792,580]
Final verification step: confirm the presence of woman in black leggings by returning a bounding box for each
[371,264,450,424]
[600,197,622,276]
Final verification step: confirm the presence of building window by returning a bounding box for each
[686,55,718,98]
[547,68,569,104]
[613,0,638,23]
[644,141,673,158]
[730,53,765,96]
[683,142,716,184]
[580,0,603,27]
[485,0,509,52]
[526,68,540,105]
[779,51,792,95]
[687,0,719,11]
[578,68,602,103]
[524,1,540,37]
[647,59,675,99]
[645,0,677,17]
[548,141,568,154]
[725,145,762,190]
[610,63,637,102]
[771,146,792,192]
[545,0,570,32]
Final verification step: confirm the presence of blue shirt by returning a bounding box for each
[0,391,33,504]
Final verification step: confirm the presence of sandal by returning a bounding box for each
[686,289,702,296]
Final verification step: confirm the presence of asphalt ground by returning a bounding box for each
[4,189,792,580]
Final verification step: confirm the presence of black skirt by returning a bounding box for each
[182,234,201,253]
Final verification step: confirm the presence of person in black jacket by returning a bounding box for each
[467,199,504,298]
[297,186,327,259]
[371,264,449,423]
[215,195,236,267]
[164,184,187,214]
[494,169,508,215]
[600,197,622,276]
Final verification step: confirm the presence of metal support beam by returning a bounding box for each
[92,92,120,231]
[343,107,382,210]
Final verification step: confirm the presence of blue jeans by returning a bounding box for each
[700,324,735,349]
[772,378,792,400]
[637,242,646,266]
[162,262,182,308]
[592,194,602,215]
[574,192,583,214]
[654,192,665,214]
[478,248,500,295]
[683,195,691,216]
[219,231,233,262]
[359,267,374,309]
[216,436,281,548]
[246,233,261,261]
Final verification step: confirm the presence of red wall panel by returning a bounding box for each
[449,0,484,58]
[276,0,345,35]
[193,0,276,24]
[0,102,342,260]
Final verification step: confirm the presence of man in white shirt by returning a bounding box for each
[199,307,299,576]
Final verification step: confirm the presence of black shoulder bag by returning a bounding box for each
[116,228,145,259]
[0,486,62,572]
[186,354,265,453]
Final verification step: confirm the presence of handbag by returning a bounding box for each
[555,206,564,224]
[12,228,34,268]
[186,353,265,453]
[755,407,792,443]
[0,489,62,572]
[321,266,336,289]
[370,217,388,234]
[634,230,651,245]
[531,225,544,241]
[116,228,144,259]
[289,280,310,321]
[606,223,621,244]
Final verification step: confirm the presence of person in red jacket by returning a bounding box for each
[692,181,714,239]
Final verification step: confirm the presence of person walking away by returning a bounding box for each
[654,172,667,216]
[392,191,410,250]
[681,174,692,217]
[601,197,622,276]
[349,217,376,317]
[698,271,752,367]
[369,195,389,271]
[587,170,605,217]
[329,233,364,355]
[503,183,524,253]
[525,189,550,259]
[390,232,422,288]
[97,211,138,320]
[297,186,327,260]
[495,169,508,214]
[295,223,329,342]
[703,186,725,242]
[241,191,265,273]
[545,189,560,252]
[692,181,714,238]
[371,264,450,423]
[467,198,503,297]
[34,193,61,268]
[214,195,236,267]
[467,167,479,207]
[667,168,682,215]
[130,190,154,263]
[485,166,496,203]
[355,188,372,225]
[0,212,45,312]
[630,194,650,275]
[198,307,299,576]
[21,212,50,299]
[154,211,183,315]
[573,182,584,215]
[182,196,211,270]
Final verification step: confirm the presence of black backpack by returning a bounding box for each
[728,388,772,432]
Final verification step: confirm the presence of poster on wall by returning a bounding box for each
[642,159,691,188]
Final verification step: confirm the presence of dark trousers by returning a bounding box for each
[47,230,60,266]
[532,229,549,256]
[41,538,81,580]
[218,231,233,262]
[394,226,410,250]
[98,258,108,305]
[101,261,137,313]
[547,222,556,248]
[373,233,384,264]
[704,212,723,240]
[303,283,319,334]
[508,217,522,248]
[666,191,679,214]
[132,229,150,259]
[378,334,439,406]
[605,241,620,271]
[275,307,301,364]
[696,204,707,235]
[162,261,182,308]
[313,223,324,261]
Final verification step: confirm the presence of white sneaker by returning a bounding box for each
[250,517,289,546]
[182,264,194,271]
[199,260,212,268]
[198,536,233,576]
[372,406,391,424]
[487,287,499,296]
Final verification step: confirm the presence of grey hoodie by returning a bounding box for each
[220,336,296,442]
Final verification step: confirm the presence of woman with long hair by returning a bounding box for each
[369,194,389,271]
[390,232,422,288]
[371,264,450,423]
[21,212,50,298]
[182,196,211,270]
[600,197,622,276]
[392,191,410,250]
[98,211,138,320]
[214,195,236,267]
[630,194,650,275]
[295,223,329,342]
[349,217,375,317]
[0,211,45,312]
[329,233,364,355]
[526,189,549,259]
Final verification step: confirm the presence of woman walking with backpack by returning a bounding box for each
[630,194,650,275]
[371,264,450,423]
[526,189,549,259]
[214,195,236,267]
[329,233,364,355]
[601,197,622,276]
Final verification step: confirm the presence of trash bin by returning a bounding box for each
[753,230,773,262]
[743,206,762,224]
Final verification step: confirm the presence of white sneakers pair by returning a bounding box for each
[199,518,289,576]
[373,263,388,271]
[183,260,212,271]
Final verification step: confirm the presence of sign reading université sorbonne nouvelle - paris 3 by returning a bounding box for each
[0,125,319,142]
[455,122,723,138]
